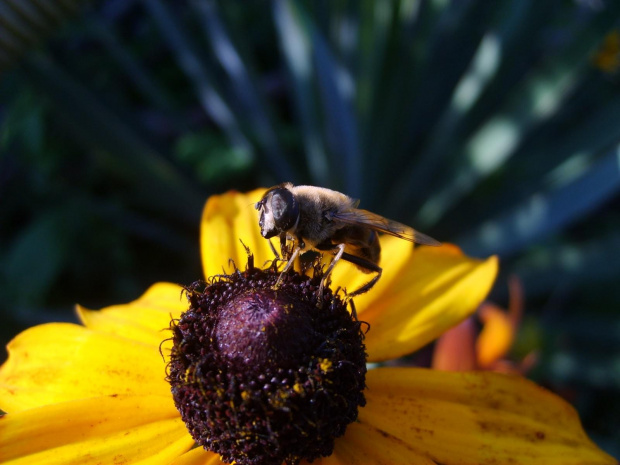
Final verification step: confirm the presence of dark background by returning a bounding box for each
[1,0,619,457]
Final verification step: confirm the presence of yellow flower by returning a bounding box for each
[0,189,615,465]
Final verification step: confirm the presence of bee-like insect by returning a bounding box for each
[255,183,441,298]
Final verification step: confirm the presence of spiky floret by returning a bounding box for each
[167,258,367,465]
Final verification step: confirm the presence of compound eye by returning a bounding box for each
[271,193,288,220]
[270,188,299,230]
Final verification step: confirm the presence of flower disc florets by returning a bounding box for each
[168,257,368,465]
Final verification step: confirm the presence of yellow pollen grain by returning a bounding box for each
[293,382,304,394]
[319,358,332,372]
[241,390,250,401]
[268,389,290,409]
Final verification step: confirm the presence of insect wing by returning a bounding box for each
[331,209,441,246]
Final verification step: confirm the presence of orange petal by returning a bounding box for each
[358,367,616,465]
[200,188,273,278]
[476,303,514,368]
[0,394,193,465]
[336,241,498,362]
[0,323,170,413]
[77,282,186,348]
[432,317,477,371]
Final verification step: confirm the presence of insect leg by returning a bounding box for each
[318,243,346,302]
[264,238,281,270]
[267,238,280,259]
[339,252,382,298]
[239,239,254,270]
[279,232,289,258]
[348,297,358,321]
[274,245,301,288]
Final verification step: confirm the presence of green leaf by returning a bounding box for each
[457,149,620,258]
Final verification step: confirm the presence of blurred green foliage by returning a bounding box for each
[1,0,619,456]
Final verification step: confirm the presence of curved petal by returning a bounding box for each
[476,303,514,368]
[358,367,616,465]
[0,394,193,465]
[77,282,185,348]
[170,447,225,465]
[335,241,498,362]
[200,188,273,279]
[315,421,435,465]
[0,323,170,413]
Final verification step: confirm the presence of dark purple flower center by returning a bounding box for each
[167,259,367,465]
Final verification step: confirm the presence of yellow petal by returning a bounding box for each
[0,323,170,413]
[77,282,185,348]
[0,394,193,465]
[359,367,616,465]
[170,447,225,465]
[200,188,273,278]
[336,240,498,362]
[316,420,435,465]
[476,303,514,368]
